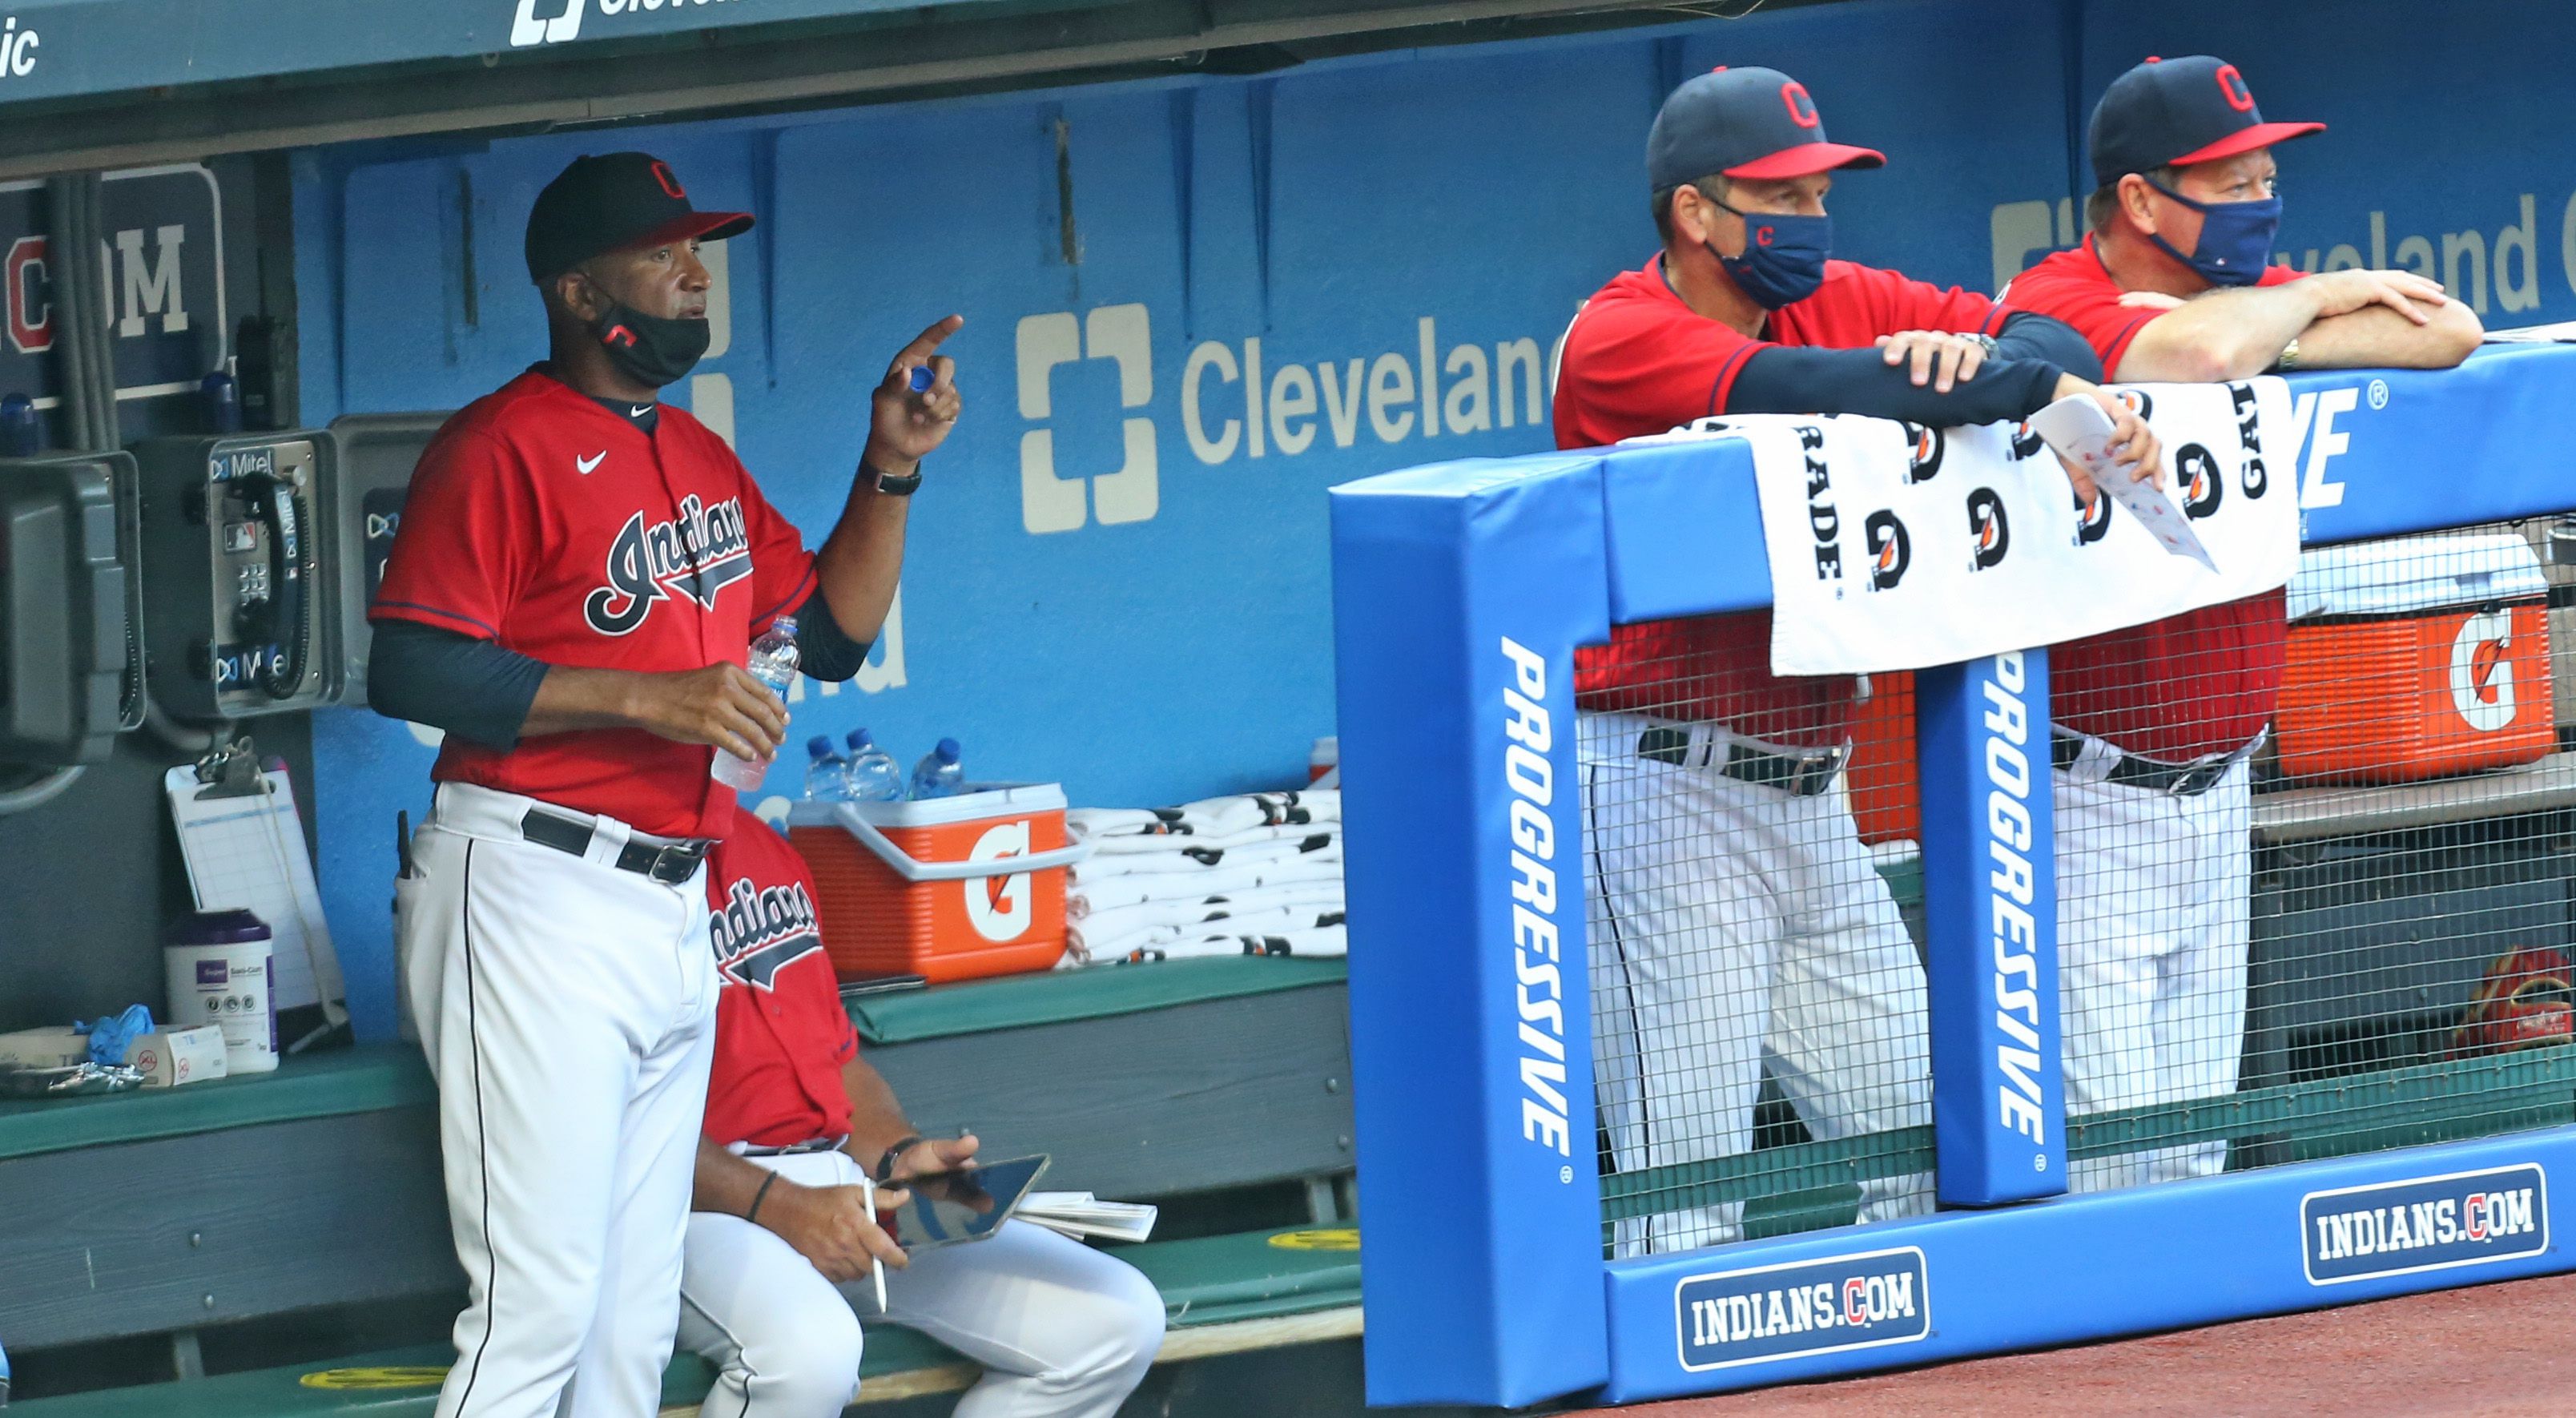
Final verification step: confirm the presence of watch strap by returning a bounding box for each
[876,1134,926,1183]
[864,459,922,496]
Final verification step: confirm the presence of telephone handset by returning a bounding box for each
[231,469,312,699]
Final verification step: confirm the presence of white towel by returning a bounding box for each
[1125,925,1347,962]
[1067,857,1345,916]
[1073,888,1345,946]
[1068,904,1346,963]
[1068,836,1341,883]
[1085,823,1338,856]
[1065,791,1342,844]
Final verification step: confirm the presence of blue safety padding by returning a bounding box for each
[2288,344,2576,545]
[1596,437,1773,622]
[1601,1126,2576,1401]
[1332,451,1613,1407]
[1918,654,2066,1206]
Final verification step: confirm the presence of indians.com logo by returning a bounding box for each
[583,493,752,636]
[510,0,752,46]
[708,877,823,990]
[1675,1247,1930,1372]
[2303,1165,2548,1285]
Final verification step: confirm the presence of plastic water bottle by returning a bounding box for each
[803,735,852,800]
[908,737,965,800]
[844,728,906,803]
[2,1332,12,1408]
[712,617,799,791]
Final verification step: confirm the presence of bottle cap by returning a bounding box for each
[807,735,834,758]
[936,737,960,763]
[846,727,874,750]
[770,615,799,637]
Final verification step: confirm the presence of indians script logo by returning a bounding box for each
[709,876,824,990]
[1966,488,2010,570]
[1898,423,1945,483]
[1864,510,1911,590]
[2074,485,2115,546]
[2178,443,2224,519]
[583,494,754,636]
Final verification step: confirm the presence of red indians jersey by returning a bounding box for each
[373,369,817,840]
[2002,238,2301,762]
[1556,256,2009,742]
[701,824,858,1150]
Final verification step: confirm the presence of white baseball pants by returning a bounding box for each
[396,783,718,1418]
[676,1148,1165,1418]
[2053,755,2253,1192]
[1578,711,1934,1257]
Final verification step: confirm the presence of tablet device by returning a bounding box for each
[892,1154,1051,1251]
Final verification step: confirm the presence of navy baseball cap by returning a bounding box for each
[1647,66,1886,190]
[525,152,754,284]
[2089,56,2324,187]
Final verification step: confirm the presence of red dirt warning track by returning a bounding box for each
[1581,1271,2576,1416]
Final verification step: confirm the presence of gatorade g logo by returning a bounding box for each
[964,820,1035,941]
[1017,304,1158,534]
[1966,488,2010,570]
[2178,443,2224,518]
[2008,420,2046,461]
[2450,610,2518,731]
[2114,388,2155,421]
[1898,423,1945,483]
[1864,510,1910,590]
[2074,485,2115,545]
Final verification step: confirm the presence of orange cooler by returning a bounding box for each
[787,784,1088,983]
[1847,671,1921,847]
[2277,533,2556,784]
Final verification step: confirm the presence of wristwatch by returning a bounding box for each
[864,459,922,497]
[875,1134,925,1183]
[1966,333,2000,360]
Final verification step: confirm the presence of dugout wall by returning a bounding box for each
[1332,345,2576,1406]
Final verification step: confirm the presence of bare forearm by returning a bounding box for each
[695,1134,793,1217]
[2114,284,2323,383]
[838,1056,916,1171]
[2293,299,2484,371]
[813,465,910,645]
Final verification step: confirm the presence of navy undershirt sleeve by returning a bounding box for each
[1725,347,2065,425]
[1994,310,2104,385]
[793,589,875,683]
[367,619,549,751]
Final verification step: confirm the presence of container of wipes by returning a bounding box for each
[164,908,277,1075]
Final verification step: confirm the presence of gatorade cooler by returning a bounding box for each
[2277,532,2556,784]
[787,784,1089,983]
[1847,671,1920,847]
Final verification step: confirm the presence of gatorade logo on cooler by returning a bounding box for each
[964,820,1035,941]
[2450,610,2518,732]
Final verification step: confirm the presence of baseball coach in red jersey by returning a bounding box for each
[369,152,964,1418]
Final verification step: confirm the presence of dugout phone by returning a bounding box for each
[133,416,445,721]
[0,451,145,764]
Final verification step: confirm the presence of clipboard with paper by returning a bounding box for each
[163,745,350,1050]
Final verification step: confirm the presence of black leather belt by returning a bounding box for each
[2050,730,2261,799]
[518,808,711,885]
[1637,727,1849,799]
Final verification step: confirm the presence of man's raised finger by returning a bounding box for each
[889,315,967,374]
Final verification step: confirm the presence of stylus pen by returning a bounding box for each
[858,1174,889,1312]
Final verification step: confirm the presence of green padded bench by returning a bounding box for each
[10,1223,1366,1417]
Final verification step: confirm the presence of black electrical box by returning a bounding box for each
[0,452,142,764]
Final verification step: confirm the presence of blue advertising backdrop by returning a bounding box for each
[296,0,2576,1039]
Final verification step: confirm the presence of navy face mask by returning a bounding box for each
[1709,199,1832,309]
[2145,179,2280,288]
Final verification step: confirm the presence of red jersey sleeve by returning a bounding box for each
[372,429,539,641]
[2001,259,2155,375]
[1557,292,1768,439]
[1854,264,2008,337]
[739,467,819,635]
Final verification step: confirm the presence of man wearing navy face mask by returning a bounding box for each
[2004,56,2479,1195]
[1557,66,2163,1257]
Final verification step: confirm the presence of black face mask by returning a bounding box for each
[591,300,710,388]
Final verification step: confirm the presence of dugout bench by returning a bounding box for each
[0,957,1362,1414]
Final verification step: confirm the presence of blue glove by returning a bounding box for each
[74,1004,157,1068]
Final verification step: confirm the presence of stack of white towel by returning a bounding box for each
[1062,790,1345,964]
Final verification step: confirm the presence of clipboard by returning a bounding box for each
[163,743,350,1049]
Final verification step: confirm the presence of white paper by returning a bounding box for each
[2030,393,2216,571]
[164,764,348,1029]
